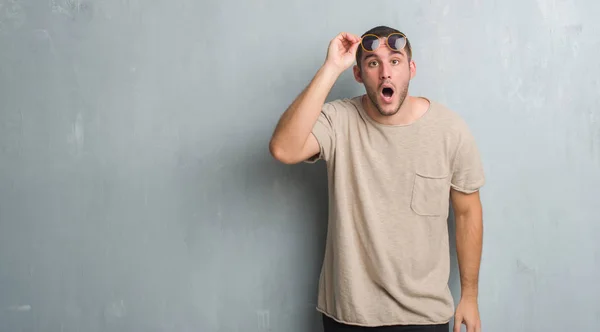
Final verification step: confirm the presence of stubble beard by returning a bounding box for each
[366,80,409,117]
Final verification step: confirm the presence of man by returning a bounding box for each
[269,26,485,332]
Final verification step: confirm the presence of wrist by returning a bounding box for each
[460,290,479,301]
[320,62,345,79]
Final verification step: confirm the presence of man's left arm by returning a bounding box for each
[448,120,485,332]
[451,188,483,332]
[452,188,483,300]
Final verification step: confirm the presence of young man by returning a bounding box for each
[269,26,485,332]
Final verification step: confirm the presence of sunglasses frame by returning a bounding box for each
[360,32,408,53]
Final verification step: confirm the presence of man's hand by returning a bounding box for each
[324,32,361,74]
[454,297,481,332]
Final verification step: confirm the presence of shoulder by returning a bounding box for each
[426,100,475,139]
[322,96,361,113]
[427,100,468,126]
[319,96,363,124]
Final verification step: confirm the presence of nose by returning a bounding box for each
[380,62,391,80]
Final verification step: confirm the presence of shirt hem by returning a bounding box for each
[315,306,452,327]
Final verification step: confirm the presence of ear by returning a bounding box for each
[409,60,416,79]
[353,65,363,83]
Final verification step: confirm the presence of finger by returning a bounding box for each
[465,320,477,332]
[338,32,352,41]
[349,35,361,45]
[340,32,360,44]
[340,38,350,48]
[453,319,461,332]
[333,32,347,43]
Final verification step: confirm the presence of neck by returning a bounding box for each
[362,95,426,126]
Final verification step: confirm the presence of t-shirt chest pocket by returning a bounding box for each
[410,171,450,217]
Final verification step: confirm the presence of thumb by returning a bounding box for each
[350,41,360,55]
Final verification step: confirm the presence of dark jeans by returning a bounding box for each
[322,314,449,332]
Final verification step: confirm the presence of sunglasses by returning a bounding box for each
[360,33,408,53]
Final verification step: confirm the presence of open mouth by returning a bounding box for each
[381,86,394,102]
[382,87,394,97]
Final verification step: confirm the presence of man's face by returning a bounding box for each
[353,38,416,116]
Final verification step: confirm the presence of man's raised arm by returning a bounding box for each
[269,32,360,164]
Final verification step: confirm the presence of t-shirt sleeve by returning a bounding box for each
[450,125,485,193]
[304,102,337,163]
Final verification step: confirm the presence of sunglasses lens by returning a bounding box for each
[362,35,380,51]
[387,34,406,50]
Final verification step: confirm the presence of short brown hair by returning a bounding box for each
[355,25,412,69]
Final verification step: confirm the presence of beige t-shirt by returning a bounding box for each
[306,96,485,326]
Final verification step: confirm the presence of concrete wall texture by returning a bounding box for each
[1,0,599,331]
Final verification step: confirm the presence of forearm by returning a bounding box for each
[269,64,341,158]
[455,205,483,299]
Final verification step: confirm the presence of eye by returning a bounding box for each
[391,59,400,65]
[368,60,379,67]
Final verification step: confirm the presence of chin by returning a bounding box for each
[374,98,399,115]
[377,106,400,116]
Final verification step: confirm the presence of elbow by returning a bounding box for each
[269,139,299,165]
